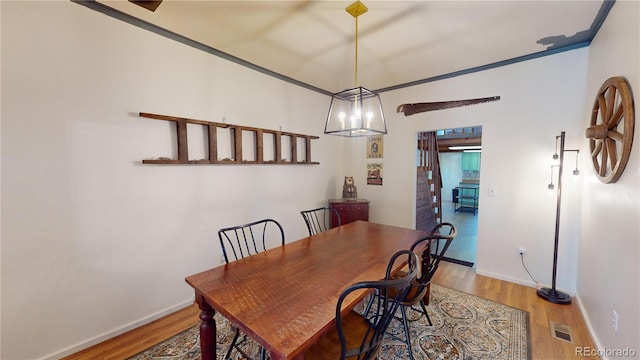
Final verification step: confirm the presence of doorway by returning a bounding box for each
[416,126,480,267]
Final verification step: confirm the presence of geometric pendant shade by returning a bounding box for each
[324,86,387,137]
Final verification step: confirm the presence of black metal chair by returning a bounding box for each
[390,222,457,359]
[218,218,285,264]
[218,218,286,360]
[304,249,420,360]
[300,207,341,236]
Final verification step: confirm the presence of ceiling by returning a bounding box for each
[436,127,482,153]
[84,0,611,96]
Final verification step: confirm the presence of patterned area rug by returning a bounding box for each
[128,285,530,360]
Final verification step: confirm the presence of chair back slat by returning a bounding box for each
[300,207,341,236]
[408,222,457,302]
[218,219,285,264]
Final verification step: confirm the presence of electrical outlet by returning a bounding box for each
[518,247,527,256]
[612,310,619,332]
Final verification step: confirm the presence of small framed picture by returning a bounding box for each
[367,135,383,158]
[367,162,383,185]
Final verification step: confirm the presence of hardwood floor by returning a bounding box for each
[63,261,596,359]
[441,200,478,265]
[61,304,200,360]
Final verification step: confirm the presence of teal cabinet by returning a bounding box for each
[462,152,481,171]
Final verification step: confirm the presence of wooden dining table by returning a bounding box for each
[185,220,430,360]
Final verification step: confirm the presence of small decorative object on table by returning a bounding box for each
[342,176,358,198]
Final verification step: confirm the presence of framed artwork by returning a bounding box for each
[367,135,383,158]
[367,162,383,185]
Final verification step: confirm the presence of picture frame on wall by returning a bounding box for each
[367,135,383,158]
[367,162,383,185]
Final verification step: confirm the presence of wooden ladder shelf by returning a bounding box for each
[139,112,320,165]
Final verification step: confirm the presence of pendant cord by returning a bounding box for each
[354,15,359,88]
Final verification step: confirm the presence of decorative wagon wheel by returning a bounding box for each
[585,76,635,184]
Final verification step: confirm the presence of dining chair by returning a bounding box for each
[218,218,285,264]
[300,206,341,236]
[218,218,286,360]
[389,222,457,359]
[304,249,420,360]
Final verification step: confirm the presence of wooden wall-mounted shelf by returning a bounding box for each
[139,112,319,165]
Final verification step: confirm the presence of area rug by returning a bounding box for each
[128,284,530,360]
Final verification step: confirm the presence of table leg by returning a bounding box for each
[196,294,216,360]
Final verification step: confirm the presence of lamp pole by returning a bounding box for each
[537,131,572,304]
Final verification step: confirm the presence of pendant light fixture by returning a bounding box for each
[324,0,387,137]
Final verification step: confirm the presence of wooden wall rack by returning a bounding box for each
[139,112,319,165]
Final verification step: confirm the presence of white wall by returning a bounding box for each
[579,1,640,357]
[1,2,339,359]
[352,49,589,293]
[440,152,464,202]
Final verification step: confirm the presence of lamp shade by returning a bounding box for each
[324,86,387,137]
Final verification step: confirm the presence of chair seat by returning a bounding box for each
[305,310,375,360]
[385,280,429,307]
[394,269,408,277]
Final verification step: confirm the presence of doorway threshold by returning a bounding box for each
[440,256,474,267]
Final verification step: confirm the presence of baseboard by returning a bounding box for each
[475,268,538,288]
[475,268,576,296]
[575,294,607,359]
[42,298,195,360]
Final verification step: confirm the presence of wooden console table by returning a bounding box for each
[329,199,369,227]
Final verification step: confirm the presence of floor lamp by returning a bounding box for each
[537,131,579,304]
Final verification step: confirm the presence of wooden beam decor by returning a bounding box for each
[139,112,320,165]
[290,135,297,164]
